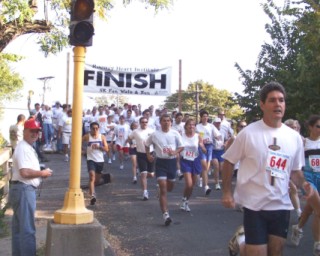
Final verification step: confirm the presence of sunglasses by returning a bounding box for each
[238,125,247,128]
[140,121,148,124]
[91,127,99,130]
[315,125,320,128]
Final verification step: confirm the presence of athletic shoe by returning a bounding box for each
[291,224,303,246]
[314,241,320,256]
[143,190,149,200]
[90,196,96,206]
[205,186,212,196]
[228,225,244,256]
[178,174,184,180]
[198,177,203,188]
[120,164,124,170]
[163,212,172,226]
[133,177,137,184]
[180,199,191,212]
[108,159,112,164]
[102,173,112,184]
[215,183,221,190]
[112,154,116,161]
[64,155,69,162]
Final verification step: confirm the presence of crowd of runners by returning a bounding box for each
[8,81,320,256]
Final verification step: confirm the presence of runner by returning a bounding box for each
[179,118,206,212]
[145,114,184,226]
[82,122,111,205]
[127,117,155,200]
[222,82,314,256]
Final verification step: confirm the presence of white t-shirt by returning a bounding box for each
[172,122,185,136]
[114,123,130,147]
[59,116,72,133]
[145,129,184,159]
[196,123,221,144]
[42,110,53,124]
[97,114,108,134]
[223,120,305,211]
[220,119,234,140]
[105,122,116,142]
[9,124,24,149]
[11,140,41,187]
[128,127,154,153]
[180,133,199,161]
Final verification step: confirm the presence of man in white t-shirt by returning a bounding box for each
[145,114,184,226]
[222,82,314,256]
[9,114,26,151]
[9,118,52,256]
[127,116,155,200]
[58,109,72,162]
[172,112,185,180]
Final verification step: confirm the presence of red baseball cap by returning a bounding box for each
[24,119,42,130]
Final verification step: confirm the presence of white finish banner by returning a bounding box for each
[83,64,172,96]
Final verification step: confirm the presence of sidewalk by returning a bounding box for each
[1,151,316,255]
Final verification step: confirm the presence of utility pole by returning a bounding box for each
[195,83,202,123]
[178,59,182,112]
[38,76,54,104]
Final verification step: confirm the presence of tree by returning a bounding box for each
[164,80,244,121]
[0,0,172,55]
[0,0,172,107]
[235,0,320,124]
[0,53,23,102]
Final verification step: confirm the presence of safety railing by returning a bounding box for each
[0,148,12,210]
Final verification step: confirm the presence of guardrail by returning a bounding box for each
[0,148,12,210]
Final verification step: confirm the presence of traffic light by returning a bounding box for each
[69,0,95,47]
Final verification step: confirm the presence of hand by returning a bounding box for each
[303,181,315,200]
[42,168,53,178]
[147,154,154,163]
[221,193,235,209]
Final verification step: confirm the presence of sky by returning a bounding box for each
[1,0,271,138]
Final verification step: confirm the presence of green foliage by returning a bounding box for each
[164,80,244,121]
[0,133,8,149]
[0,54,23,103]
[38,29,69,57]
[236,0,320,124]
[1,0,35,24]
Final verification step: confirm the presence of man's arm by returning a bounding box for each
[221,160,236,208]
[20,168,52,179]
[101,135,109,153]
[290,170,307,189]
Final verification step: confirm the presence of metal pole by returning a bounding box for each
[178,59,182,112]
[38,76,54,105]
[54,46,93,225]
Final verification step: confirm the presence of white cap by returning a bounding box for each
[214,117,221,123]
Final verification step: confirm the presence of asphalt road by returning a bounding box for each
[2,152,316,255]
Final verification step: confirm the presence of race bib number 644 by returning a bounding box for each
[266,150,290,179]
